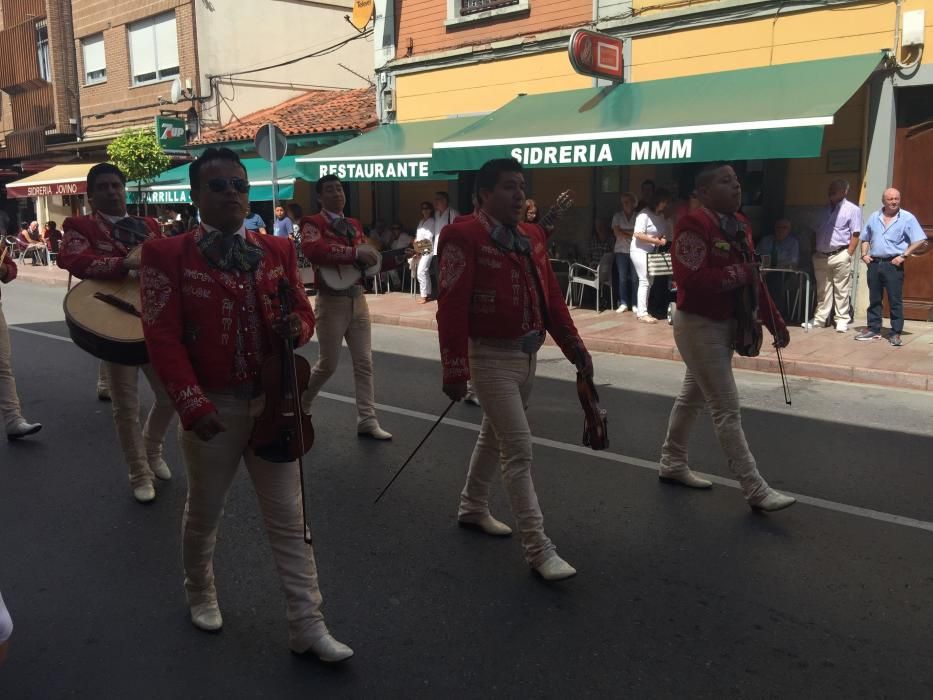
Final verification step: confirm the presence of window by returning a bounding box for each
[128,12,179,86]
[36,21,50,81]
[82,34,107,85]
[445,0,529,27]
[460,0,519,15]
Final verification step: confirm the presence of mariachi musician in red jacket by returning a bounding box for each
[139,147,352,663]
[436,157,592,582]
[1,236,41,439]
[298,174,410,441]
[58,163,175,504]
[658,162,795,512]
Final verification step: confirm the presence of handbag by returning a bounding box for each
[646,251,672,276]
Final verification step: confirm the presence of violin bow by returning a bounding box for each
[278,279,314,544]
[374,399,456,504]
[757,269,792,406]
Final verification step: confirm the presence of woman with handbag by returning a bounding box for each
[631,188,672,323]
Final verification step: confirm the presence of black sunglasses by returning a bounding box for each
[206,177,250,194]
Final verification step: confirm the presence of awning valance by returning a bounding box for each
[127,156,300,205]
[296,117,478,181]
[431,53,885,172]
[6,163,100,198]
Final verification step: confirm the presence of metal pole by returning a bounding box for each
[269,123,279,213]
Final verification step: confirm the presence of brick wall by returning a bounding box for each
[72,0,197,139]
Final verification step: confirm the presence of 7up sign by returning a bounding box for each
[155,115,187,151]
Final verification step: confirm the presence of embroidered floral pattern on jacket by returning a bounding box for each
[140,267,173,325]
[675,231,708,271]
[439,243,466,291]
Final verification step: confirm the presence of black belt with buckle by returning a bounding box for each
[818,246,847,256]
[319,285,362,298]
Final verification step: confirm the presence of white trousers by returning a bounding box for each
[659,311,770,502]
[301,293,377,427]
[103,361,175,488]
[179,392,329,649]
[630,247,652,317]
[812,249,853,326]
[417,254,433,298]
[458,340,556,567]
[0,301,24,429]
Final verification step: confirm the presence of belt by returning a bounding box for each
[473,331,545,355]
[318,285,363,298]
[817,246,847,256]
[870,256,897,262]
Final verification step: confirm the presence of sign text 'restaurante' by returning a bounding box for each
[317,160,430,179]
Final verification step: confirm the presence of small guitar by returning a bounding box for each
[317,239,432,291]
[538,190,574,232]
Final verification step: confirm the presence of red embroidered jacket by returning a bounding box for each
[58,212,160,280]
[672,208,784,334]
[298,212,402,285]
[139,228,315,430]
[0,255,16,298]
[436,211,585,385]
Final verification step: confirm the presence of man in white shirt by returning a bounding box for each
[611,192,638,312]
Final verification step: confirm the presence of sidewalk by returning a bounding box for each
[366,291,933,392]
[16,262,931,392]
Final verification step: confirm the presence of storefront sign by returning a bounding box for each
[155,116,187,151]
[127,188,191,204]
[313,159,432,181]
[7,181,86,198]
[437,126,825,171]
[568,29,624,82]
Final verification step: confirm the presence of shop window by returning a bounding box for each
[36,21,50,81]
[82,34,107,85]
[128,12,180,86]
[446,0,529,28]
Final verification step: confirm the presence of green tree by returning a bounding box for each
[106,128,171,214]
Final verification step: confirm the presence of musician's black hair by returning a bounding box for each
[475,157,523,196]
[316,173,341,194]
[189,147,246,190]
[87,163,126,192]
[694,162,736,190]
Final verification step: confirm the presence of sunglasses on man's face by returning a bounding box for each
[206,177,250,194]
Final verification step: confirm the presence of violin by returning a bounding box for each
[249,278,315,462]
[575,350,609,451]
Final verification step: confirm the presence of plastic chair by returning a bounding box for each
[566,253,615,312]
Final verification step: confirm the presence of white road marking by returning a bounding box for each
[321,391,933,535]
[9,325,932,535]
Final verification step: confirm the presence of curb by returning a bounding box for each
[369,311,933,393]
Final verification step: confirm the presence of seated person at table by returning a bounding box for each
[757,219,800,268]
[759,219,802,320]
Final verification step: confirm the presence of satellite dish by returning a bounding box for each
[170,77,182,104]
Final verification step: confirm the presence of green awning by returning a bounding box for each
[431,53,884,171]
[296,117,478,181]
[127,156,300,204]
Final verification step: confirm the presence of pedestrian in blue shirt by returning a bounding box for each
[855,188,928,346]
[243,207,267,235]
[271,205,292,238]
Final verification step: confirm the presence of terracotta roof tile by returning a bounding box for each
[194,87,377,146]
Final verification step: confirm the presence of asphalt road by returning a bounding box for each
[1,284,931,699]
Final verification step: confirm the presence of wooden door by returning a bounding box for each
[892,119,933,321]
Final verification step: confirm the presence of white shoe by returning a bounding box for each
[749,489,796,512]
[835,321,848,333]
[534,554,577,581]
[6,419,42,440]
[616,305,630,313]
[133,482,156,503]
[464,392,481,406]
[358,424,392,440]
[800,322,812,330]
[458,513,512,536]
[297,633,354,663]
[190,601,223,631]
[659,469,713,489]
[150,459,172,481]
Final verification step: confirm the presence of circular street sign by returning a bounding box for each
[255,123,288,162]
[350,0,374,30]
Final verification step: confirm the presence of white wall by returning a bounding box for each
[195,0,373,128]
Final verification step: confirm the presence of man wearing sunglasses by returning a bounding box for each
[59,163,175,504]
[139,147,353,663]
[297,174,411,440]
